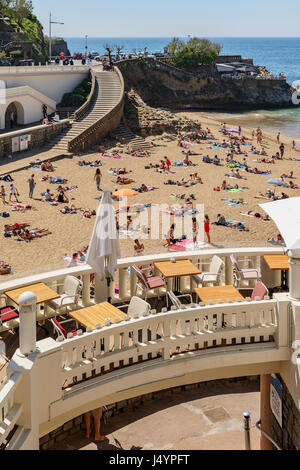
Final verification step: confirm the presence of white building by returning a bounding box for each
[0,64,90,130]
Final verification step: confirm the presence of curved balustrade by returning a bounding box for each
[0,245,294,449]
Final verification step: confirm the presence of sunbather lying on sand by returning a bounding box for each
[132,149,150,157]
[79,160,102,167]
[133,184,158,193]
[16,228,52,241]
[281,171,294,179]
[60,204,81,214]
[268,234,285,246]
[40,161,54,172]
[116,176,135,185]
[109,168,131,175]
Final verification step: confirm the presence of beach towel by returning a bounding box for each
[222,199,248,207]
[100,153,123,159]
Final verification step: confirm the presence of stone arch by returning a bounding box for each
[5,101,25,129]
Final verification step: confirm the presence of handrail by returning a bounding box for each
[73,70,96,122]
[0,245,284,294]
[256,420,282,450]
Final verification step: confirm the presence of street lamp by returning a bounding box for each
[49,12,64,62]
[85,35,88,61]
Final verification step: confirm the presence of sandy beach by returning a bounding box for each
[1,112,298,279]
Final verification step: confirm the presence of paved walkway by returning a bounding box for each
[0,147,67,176]
[53,379,261,451]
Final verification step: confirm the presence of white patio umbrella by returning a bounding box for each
[260,197,300,298]
[86,190,120,303]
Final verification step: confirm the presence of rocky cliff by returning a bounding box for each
[118,58,295,110]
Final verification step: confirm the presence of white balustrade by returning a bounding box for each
[0,372,23,446]
[58,299,278,390]
[0,246,285,334]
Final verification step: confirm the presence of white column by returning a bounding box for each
[82,274,90,306]
[289,255,300,300]
[18,292,37,357]
[94,274,107,303]
[225,256,234,285]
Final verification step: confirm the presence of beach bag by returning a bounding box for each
[1,212,9,218]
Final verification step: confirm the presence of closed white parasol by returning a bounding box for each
[86,190,120,302]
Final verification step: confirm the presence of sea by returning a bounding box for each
[65,37,300,140]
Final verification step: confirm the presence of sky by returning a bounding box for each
[32,0,300,38]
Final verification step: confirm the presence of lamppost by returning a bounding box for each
[49,12,64,62]
[85,35,88,61]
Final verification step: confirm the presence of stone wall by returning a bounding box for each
[39,375,259,450]
[272,374,300,450]
[0,120,70,163]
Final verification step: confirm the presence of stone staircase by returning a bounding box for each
[43,70,122,153]
[114,123,152,152]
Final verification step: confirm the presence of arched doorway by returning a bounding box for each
[5,101,24,129]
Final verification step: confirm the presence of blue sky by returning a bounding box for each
[32,0,300,37]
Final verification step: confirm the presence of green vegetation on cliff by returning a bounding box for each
[0,1,48,62]
[167,37,222,68]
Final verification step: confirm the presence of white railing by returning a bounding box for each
[0,66,90,75]
[59,299,278,391]
[0,372,22,446]
[0,284,293,449]
[0,246,286,334]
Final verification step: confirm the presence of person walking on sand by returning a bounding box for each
[277,132,281,144]
[192,217,199,244]
[94,168,102,191]
[292,140,296,150]
[9,183,19,203]
[28,174,36,198]
[164,156,171,172]
[204,214,211,244]
[0,185,6,204]
[279,142,285,158]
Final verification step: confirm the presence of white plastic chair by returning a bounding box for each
[46,275,82,314]
[167,291,193,309]
[118,296,151,318]
[230,254,261,287]
[193,255,224,287]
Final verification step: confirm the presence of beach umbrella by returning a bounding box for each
[266,178,289,188]
[260,197,300,255]
[86,190,120,303]
[113,188,138,198]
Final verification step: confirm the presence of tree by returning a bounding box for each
[104,43,115,63]
[166,37,222,68]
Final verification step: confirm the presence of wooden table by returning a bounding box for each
[70,302,127,330]
[264,255,289,291]
[5,282,60,305]
[195,285,245,305]
[154,260,201,292]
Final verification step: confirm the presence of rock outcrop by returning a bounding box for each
[118,58,295,110]
[125,90,199,135]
